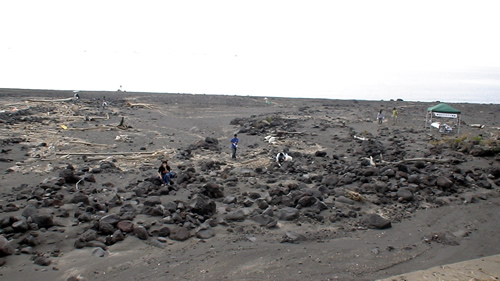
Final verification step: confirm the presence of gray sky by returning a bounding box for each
[1,1,499,102]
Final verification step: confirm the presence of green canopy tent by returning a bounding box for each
[425,103,462,134]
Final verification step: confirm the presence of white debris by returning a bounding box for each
[115,135,131,142]
[354,135,368,141]
[264,135,277,144]
[470,124,485,129]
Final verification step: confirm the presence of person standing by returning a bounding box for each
[231,134,239,159]
[392,107,398,125]
[377,110,384,125]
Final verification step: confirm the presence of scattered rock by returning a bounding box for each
[133,225,149,240]
[0,235,14,256]
[92,247,109,257]
[281,231,306,243]
[278,207,299,221]
[33,256,51,266]
[361,214,392,229]
[436,176,454,189]
[169,226,191,241]
[196,228,215,239]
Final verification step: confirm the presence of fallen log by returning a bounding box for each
[81,155,158,161]
[5,102,26,107]
[76,179,83,191]
[117,116,128,129]
[382,157,463,165]
[276,130,305,135]
[70,141,111,147]
[240,158,262,165]
[53,115,109,121]
[84,115,109,121]
[67,126,116,131]
[345,189,365,202]
[125,102,155,109]
[469,124,485,129]
[56,151,155,156]
[26,98,73,102]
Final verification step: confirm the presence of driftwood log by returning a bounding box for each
[276,130,305,136]
[58,115,109,121]
[56,151,154,156]
[84,114,109,121]
[382,157,463,165]
[81,155,157,161]
[240,158,262,165]
[125,102,154,109]
[26,98,73,102]
[117,117,128,129]
[69,141,111,147]
[67,126,116,131]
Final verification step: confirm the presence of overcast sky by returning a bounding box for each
[1,1,499,102]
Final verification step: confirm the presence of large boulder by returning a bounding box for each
[225,209,246,222]
[0,235,14,256]
[79,229,98,242]
[436,176,454,189]
[250,214,277,228]
[31,212,54,229]
[99,221,116,235]
[169,226,191,241]
[59,168,81,184]
[117,220,134,233]
[189,195,216,217]
[99,214,121,225]
[144,196,162,206]
[196,228,215,239]
[12,218,29,232]
[133,225,149,240]
[397,188,414,202]
[297,196,317,207]
[141,205,165,216]
[361,214,391,229]
[100,161,118,170]
[69,193,90,204]
[201,183,224,198]
[21,204,38,219]
[322,175,339,187]
[278,207,299,221]
[157,226,171,237]
[281,231,306,244]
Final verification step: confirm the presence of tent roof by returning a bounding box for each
[427,103,461,114]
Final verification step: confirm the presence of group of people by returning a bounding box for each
[72,92,108,108]
[158,132,292,183]
[158,108,401,182]
[377,107,399,125]
[230,133,290,166]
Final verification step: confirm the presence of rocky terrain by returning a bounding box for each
[0,88,499,281]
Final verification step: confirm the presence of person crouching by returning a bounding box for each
[276,152,292,167]
[158,160,174,185]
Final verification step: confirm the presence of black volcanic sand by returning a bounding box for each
[0,88,499,281]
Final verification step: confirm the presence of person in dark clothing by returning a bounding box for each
[158,160,173,185]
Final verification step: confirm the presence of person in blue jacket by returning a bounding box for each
[231,134,239,159]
